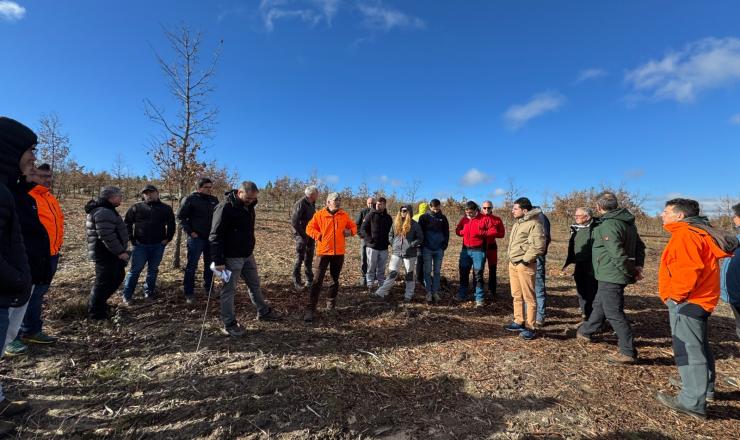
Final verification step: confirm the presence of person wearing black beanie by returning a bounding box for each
[0,116,35,431]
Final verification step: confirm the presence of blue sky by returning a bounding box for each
[2,0,739,213]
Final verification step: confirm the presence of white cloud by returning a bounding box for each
[492,188,506,197]
[259,0,340,31]
[0,1,25,21]
[460,168,492,187]
[625,168,645,179]
[322,174,340,184]
[379,175,389,183]
[625,37,740,103]
[503,91,566,130]
[575,68,607,83]
[356,1,425,31]
[730,114,740,125]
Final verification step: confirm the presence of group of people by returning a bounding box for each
[0,116,739,433]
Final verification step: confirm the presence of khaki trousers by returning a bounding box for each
[509,261,537,329]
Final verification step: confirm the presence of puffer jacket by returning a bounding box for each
[456,213,498,249]
[85,198,129,261]
[9,177,52,284]
[659,220,734,313]
[389,205,424,258]
[591,208,646,285]
[29,184,64,255]
[507,208,547,264]
[0,117,34,307]
[209,190,258,265]
[306,208,357,256]
[419,210,449,251]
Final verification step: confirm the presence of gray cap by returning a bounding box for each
[100,186,122,200]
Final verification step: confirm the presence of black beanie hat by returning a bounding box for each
[0,117,37,183]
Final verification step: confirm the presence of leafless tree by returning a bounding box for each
[403,179,422,204]
[36,112,71,193]
[145,25,222,267]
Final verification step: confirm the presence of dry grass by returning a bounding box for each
[1,200,737,439]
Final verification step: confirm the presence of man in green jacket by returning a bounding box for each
[576,192,646,364]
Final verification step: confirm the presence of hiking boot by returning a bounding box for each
[21,332,58,345]
[432,293,441,303]
[576,331,592,343]
[504,322,525,332]
[293,279,304,291]
[520,329,536,340]
[185,296,195,305]
[121,298,133,307]
[0,398,29,417]
[535,319,545,328]
[3,339,27,357]
[0,420,15,436]
[655,391,707,420]
[426,293,433,305]
[606,353,636,365]
[326,299,336,310]
[368,292,385,302]
[221,322,246,337]
[144,291,157,300]
[475,300,485,308]
[303,309,315,323]
[257,307,282,321]
[725,376,740,388]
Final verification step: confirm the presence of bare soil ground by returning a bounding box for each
[2,200,738,439]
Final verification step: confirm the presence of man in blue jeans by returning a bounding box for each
[122,185,175,304]
[418,199,449,304]
[533,206,551,327]
[455,201,497,307]
[178,178,219,303]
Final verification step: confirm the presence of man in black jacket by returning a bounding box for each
[210,181,279,337]
[360,197,393,288]
[86,186,129,320]
[0,117,35,427]
[563,207,598,321]
[122,185,175,303]
[355,197,375,287]
[178,177,219,303]
[290,185,318,290]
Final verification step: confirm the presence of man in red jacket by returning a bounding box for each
[481,201,505,300]
[455,201,497,307]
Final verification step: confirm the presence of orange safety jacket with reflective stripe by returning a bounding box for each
[29,185,64,256]
[658,221,731,313]
[306,208,357,256]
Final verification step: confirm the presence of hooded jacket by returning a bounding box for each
[125,199,176,245]
[9,176,52,284]
[389,205,424,258]
[360,208,393,250]
[291,196,316,241]
[0,117,33,307]
[720,228,740,307]
[209,190,258,265]
[659,220,735,313]
[456,212,498,249]
[355,206,373,243]
[412,202,428,222]
[85,198,129,261]
[306,207,357,256]
[507,208,547,264]
[29,184,64,256]
[419,209,450,251]
[177,191,219,238]
[591,208,646,285]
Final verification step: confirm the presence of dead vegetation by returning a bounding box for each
[1,199,738,439]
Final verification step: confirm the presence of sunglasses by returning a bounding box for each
[482,207,493,210]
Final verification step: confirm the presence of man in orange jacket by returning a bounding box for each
[655,198,738,420]
[304,192,357,323]
[18,163,63,347]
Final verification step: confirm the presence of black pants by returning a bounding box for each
[308,255,344,310]
[88,256,126,319]
[732,303,740,340]
[292,237,315,284]
[573,263,598,319]
[360,242,368,278]
[578,281,636,357]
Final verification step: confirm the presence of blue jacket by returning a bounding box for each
[419,210,450,251]
[720,230,740,307]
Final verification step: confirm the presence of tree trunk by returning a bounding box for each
[172,181,185,269]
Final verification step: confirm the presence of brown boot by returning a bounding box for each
[0,398,29,417]
[606,352,636,365]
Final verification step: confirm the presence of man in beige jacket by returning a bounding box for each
[505,197,547,340]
